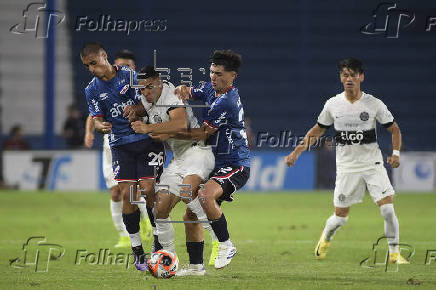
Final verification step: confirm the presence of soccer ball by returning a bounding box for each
[147,250,178,278]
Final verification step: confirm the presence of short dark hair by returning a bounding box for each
[114,49,135,62]
[80,42,105,58]
[137,66,160,80]
[210,50,242,73]
[338,58,364,74]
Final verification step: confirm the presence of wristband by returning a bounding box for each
[392,150,400,157]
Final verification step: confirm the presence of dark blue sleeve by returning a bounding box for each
[191,82,213,102]
[85,87,104,118]
[203,98,228,130]
[127,70,141,104]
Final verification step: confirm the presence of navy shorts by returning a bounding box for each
[209,165,250,204]
[111,138,165,182]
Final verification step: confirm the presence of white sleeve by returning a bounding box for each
[317,100,334,128]
[165,92,184,107]
[376,99,394,126]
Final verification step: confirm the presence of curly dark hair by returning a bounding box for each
[210,50,242,73]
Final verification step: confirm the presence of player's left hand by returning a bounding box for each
[387,155,400,168]
[123,105,137,122]
[131,121,149,134]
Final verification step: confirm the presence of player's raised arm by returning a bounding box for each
[174,85,192,101]
[285,124,326,167]
[131,107,188,135]
[175,83,211,102]
[385,122,402,168]
[84,114,95,148]
[93,116,112,134]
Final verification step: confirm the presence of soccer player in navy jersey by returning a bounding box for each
[174,50,250,271]
[83,49,153,249]
[80,42,164,271]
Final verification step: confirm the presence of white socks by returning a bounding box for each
[186,197,218,241]
[323,214,349,242]
[137,196,148,221]
[110,200,128,237]
[129,232,141,247]
[380,203,400,254]
[156,217,176,254]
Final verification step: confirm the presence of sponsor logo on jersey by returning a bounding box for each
[110,100,135,118]
[335,129,377,145]
[339,130,364,142]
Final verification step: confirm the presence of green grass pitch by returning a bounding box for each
[1,191,435,290]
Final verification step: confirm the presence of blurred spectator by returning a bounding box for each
[2,124,30,150]
[63,104,86,149]
[316,137,336,189]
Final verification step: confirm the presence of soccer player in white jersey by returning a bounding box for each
[83,49,152,248]
[285,58,408,264]
[127,66,217,275]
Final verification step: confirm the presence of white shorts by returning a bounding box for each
[158,145,215,197]
[334,164,395,208]
[102,134,117,189]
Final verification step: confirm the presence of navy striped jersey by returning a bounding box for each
[191,82,250,168]
[85,65,149,146]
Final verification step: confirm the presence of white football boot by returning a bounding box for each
[175,264,206,276]
[214,242,237,269]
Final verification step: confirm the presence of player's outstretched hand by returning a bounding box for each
[123,105,137,122]
[131,121,149,134]
[387,155,400,168]
[100,122,112,134]
[285,151,299,167]
[84,133,94,148]
[174,85,190,101]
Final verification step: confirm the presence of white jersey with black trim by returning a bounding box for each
[140,81,202,159]
[317,91,394,173]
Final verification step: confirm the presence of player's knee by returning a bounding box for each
[197,188,206,200]
[120,187,131,201]
[140,183,154,195]
[183,210,197,222]
[110,186,121,201]
[156,203,170,219]
[335,207,349,217]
